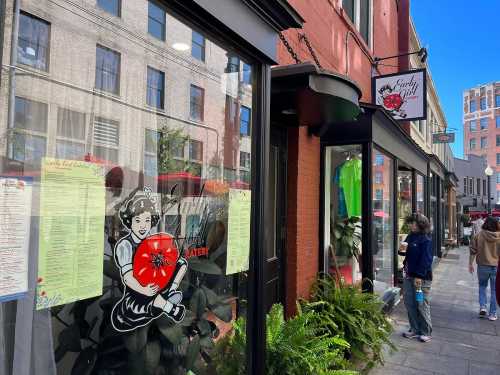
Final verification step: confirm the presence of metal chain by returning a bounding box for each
[299,33,323,69]
[278,32,301,64]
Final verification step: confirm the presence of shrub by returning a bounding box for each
[214,304,356,375]
[302,276,395,370]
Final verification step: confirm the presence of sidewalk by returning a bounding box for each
[372,246,500,375]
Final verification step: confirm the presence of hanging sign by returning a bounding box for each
[432,132,455,144]
[373,68,427,121]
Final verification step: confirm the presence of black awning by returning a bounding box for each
[271,63,361,127]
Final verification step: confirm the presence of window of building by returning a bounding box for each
[95,45,120,94]
[342,0,372,45]
[497,173,500,184]
[18,12,50,71]
[497,135,500,147]
[470,120,477,131]
[242,63,252,84]
[480,97,487,110]
[240,106,251,136]
[56,108,86,160]
[470,99,477,112]
[146,67,165,109]
[189,140,203,162]
[496,117,500,128]
[14,97,48,133]
[144,129,158,176]
[477,178,481,196]
[375,171,383,184]
[375,189,383,200]
[469,138,476,149]
[480,117,488,130]
[481,137,487,148]
[463,178,467,194]
[148,0,166,41]
[497,153,500,165]
[496,94,500,107]
[227,55,240,73]
[497,191,500,203]
[93,117,119,163]
[97,0,121,16]
[189,85,204,121]
[483,179,487,196]
[191,31,205,62]
[375,153,384,165]
[240,151,251,169]
[470,178,474,195]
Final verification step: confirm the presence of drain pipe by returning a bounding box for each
[7,0,20,132]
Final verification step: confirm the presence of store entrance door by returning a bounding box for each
[264,127,287,312]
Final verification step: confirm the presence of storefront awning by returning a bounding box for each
[271,63,362,127]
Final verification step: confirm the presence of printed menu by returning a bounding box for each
[226,189,251,275]
[0,177,32,302]
[36,158,105,310]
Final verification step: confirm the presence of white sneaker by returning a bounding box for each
[419,335,432,343]
[479,308,488,318]
[488,314,498,321]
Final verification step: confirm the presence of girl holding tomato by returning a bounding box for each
[111,192,187,332]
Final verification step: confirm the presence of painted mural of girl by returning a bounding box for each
[111,191,187,332]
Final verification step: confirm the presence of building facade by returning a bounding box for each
[455,154,494,212]
[463,81,500,205]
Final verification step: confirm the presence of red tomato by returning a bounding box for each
[133,233,179,290]
[383,93,403,110]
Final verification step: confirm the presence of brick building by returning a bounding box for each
[463,81,500,205]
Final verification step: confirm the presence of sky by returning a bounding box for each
[410,1,500,159]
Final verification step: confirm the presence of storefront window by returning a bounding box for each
[372,148,394,295]
[1,4,254,375]
[397,169,412,284]
[416,174,425,214]
[324,145,363,285]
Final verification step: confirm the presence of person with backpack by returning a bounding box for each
[469,216,500,321]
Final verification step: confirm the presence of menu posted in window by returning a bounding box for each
[226,189,251,275]
[36,158,105,310]
[0,177,32,302]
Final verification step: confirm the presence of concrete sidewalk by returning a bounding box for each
[372,246,500,375]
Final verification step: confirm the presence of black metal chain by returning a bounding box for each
[299,33,322,69]
[278,32,301,64]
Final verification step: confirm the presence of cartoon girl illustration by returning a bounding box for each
[111,191,188,332]
[378,84,407,118]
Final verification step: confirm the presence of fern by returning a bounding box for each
[302,275,395,370]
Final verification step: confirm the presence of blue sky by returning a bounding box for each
[411,1,499,159]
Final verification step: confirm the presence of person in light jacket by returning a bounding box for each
[400,213,434,343]
[470,216,500,321]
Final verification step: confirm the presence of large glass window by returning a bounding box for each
[496,95,500,107]
[324,145,363,285]
[240,106,251,136]
[372,148,394,295]
[0,8,256,374]
[97,0,121,17]
[18,12,50,71]
[192,31,206,62]
[470,99,477,112]
[148,0,166,40]
[416,174,425,213]
[95,45,121,94]
[480,97,487,110]
[480,117,488,130]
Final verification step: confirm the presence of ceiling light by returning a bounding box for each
[172,42,190,51]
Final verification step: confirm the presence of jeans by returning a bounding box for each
[477,265,497,315]
[403,277,432,336]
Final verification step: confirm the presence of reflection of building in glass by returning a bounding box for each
[0,0,252,186]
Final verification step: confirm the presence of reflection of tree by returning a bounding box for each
[156,126,200,176]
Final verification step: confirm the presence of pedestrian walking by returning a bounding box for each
[399,213,434,343]
[469,216,500,321]
[472,216,485,237]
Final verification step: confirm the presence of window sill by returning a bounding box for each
[17,63,50,76]
[189,117,205,125]
[146,105,166,114]
[93,88,121,99]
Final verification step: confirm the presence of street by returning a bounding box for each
[373,247,500,375]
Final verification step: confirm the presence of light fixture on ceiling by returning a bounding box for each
[172,42,190,52]
[282,109,297,115]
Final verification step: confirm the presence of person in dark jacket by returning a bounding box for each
[399,213,434,343]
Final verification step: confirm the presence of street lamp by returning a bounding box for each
[485,166,494,214]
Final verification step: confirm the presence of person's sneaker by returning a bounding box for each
[419,335,432,343]
[488,314,498,321]
[479,308,488,318]
[402,331,419,339]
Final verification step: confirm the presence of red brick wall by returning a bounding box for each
[285,127,320,316]
[277,0,406,316]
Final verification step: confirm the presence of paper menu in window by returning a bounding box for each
[0,177,32,302]
[226,189,251,275]
[36,158,105,310]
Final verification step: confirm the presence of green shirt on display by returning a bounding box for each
[339,158,362,217]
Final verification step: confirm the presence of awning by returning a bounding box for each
[271,63,362,127]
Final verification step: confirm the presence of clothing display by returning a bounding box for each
[334,157,362,218]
